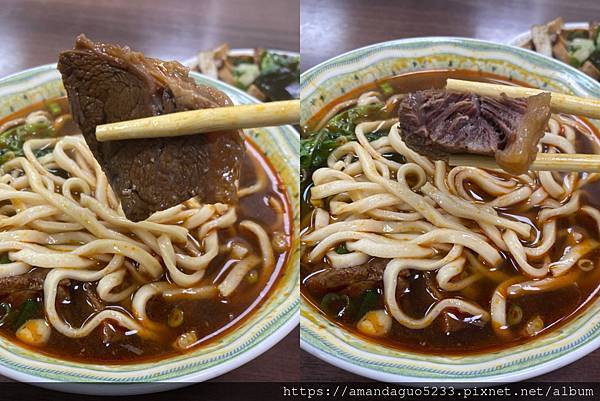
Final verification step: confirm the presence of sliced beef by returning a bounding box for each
[0,269,47,297]
[398,89,551,174]
[305,258,410,295]
[57,35,244,221]
[0,269,70,304]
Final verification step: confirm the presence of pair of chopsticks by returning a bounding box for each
[445,79,600,173]
[95,100,299,142]
[95,80,600,173]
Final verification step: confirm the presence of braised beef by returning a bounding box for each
[398,89,551,174]
[58,35,244,221]
[0,269,70,304]
[306,258,409,294]
[0,269,47,297]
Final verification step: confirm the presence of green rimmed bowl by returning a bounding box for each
[0,64,299,394]
[300,37,600,382]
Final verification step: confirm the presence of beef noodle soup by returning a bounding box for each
[0,97,292,362]
[300,70,600,354]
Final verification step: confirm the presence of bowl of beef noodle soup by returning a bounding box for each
[0,37,298,390]
[301,37,600,382]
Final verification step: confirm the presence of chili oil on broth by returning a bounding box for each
[0,98,293,363]
[300,69,600,355]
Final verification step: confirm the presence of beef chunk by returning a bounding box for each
[57,35,244,221]
[0,269,70,303]
[0,269,47,297]
[306,258,409,295]
[398,89,551,174]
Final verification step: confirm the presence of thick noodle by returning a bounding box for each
[0,132,282,346]
[303,110,600,335]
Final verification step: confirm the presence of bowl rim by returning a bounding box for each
[301,36,600,101]
[300,36,600,383]
[0,63,299,391]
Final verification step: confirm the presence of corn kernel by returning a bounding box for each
[356,309,392,337]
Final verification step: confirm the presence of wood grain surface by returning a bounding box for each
[300,0,600,383]
[0,0,298,384]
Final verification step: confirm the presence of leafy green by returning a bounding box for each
[11,299,39,330]
[232,63,261,90]
[568,56,582,68]
[260,52,299,76]
[2,299,40,330]
[568,38,596,64]
[0,254,9,264]
[354,289,379,321]
[0,122,54,165]
[300,103,389,173]
[254,51,300,100]
[335,244,349,254]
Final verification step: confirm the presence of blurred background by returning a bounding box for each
[0,0,299,383]
[301,0,600,70]
[0,0,299,75]
[300,0,600,382]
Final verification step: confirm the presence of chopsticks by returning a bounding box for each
[449,153,600,173]
[95,100,299,142]
[446,79,600,173]
[446,79,600,120]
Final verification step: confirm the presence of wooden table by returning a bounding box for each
[0,0,299,383]
[300,0,600,382]
[301,0,600,71]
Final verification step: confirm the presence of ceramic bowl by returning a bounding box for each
[300,37,600,382]
[0,64,299,394]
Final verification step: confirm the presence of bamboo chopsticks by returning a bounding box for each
[95,100,299,142]
[449,153,600,173]
[446,79,600,120]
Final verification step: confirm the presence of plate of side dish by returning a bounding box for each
[0,37,299,394]
[300,37,600,382]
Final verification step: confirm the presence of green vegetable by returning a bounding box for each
[568,56,582,68]
[300,103,389,173]
[354,289,379,321]
[568,38,595,64]
[232,63,261,90]
[0,122,54,166]
[335,244,349,254]
[46,102,62,116]
[320,293,350,319]
[254,52,300,101]
[260,52,299,76]
[0,254,10,264]
[11,299,39,330]
[379,82,394,96]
